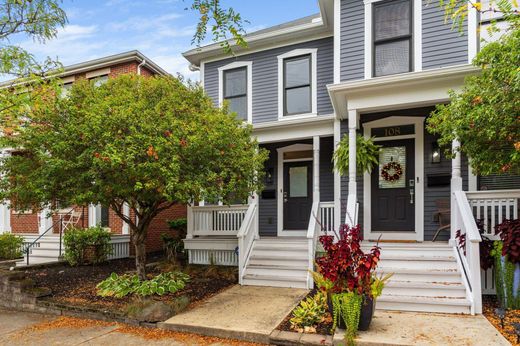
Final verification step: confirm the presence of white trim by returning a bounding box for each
[61,76,75,84]
[362,116,425,242]
[468,162,478,191]
[200,61,205,89]
[88,204,101,227]
[218,61,253,124]
[277,48,318,120]
[277,143,314,237]
[85,68,111,79]
[364,0,422,78]
[333,118,342,231]
[122,203,130,235]
[467,2,478,62]
[252,116,333,144]
[333,0,341,84]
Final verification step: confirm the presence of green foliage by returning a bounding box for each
[190,0,249,54]
[371,273,393,298]
[0,74,268,279]
[96,271,190,298]
[310,269,335,298]
[0,233,24,260]
[492,241,520,309]
[289,291,327,330]
[427,23,520,175]
[167,218,187,232]
[334,135,381,175]
[63,226,112,266]
[331,292,363,346]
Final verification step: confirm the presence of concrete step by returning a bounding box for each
[376,294,471,314]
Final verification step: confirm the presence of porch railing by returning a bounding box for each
[452,190,482,314]
[307,201,322,289]
[187,205,249,237]
[237,202,258,284]
[319,202,335,234]
[466,189,520,239]
[108,235,131,260]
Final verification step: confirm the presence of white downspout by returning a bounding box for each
[137,59,146,75]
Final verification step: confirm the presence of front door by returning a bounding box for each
[371,139,415,232]
[283,161,313,230]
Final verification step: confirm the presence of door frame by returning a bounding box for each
[276,143,314,237]
[362,116,425,241]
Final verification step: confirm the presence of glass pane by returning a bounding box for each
[285,86,311,115]
[378,146,406,189]
[375,40,410,77]
[92,75,109,87]
[374,1,411,41]
[289,166,308,197]
[285,56,310,88]
[226,96,247,120]
[224,68,247,97]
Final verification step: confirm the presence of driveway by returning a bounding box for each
[0,308,264,345]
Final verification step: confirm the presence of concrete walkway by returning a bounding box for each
[0,308,263,345]
[159,285,308,344]
[334,310,510,346]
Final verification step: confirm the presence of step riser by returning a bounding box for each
[242,278,307,289]
[366,250,454,257]
[247,259,307,268]
[250,251,307,260]
[377,301,471,314]
[245,267,307,277]
[377,260,458,270]
[380,272,462,283]
[382,287,467,298]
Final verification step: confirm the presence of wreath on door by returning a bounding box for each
[381,161,403,182]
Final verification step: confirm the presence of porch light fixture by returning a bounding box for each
[432,143,441,164]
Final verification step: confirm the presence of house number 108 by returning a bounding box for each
[384,127,401,137]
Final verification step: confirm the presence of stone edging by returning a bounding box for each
[269,330,333,346]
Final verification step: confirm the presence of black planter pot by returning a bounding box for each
[328,295,375,331]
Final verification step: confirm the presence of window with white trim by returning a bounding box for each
[283,54,312,116]
[90,75,109,87]
[223,67,248,121]
[373,0,413,77]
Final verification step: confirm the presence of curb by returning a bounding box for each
[270,330,333,346]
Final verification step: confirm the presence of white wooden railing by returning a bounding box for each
[237,202,258,284]
[452,191,483,314]
[187,205,249,238]
[466,190,520,239]
[307,201,322,289]
[319,202,335,234]
[108,235,131,260]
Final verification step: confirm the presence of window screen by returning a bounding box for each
[479,174,520,190]
[223,67,248,121]
[284,55,311,116]
[373,0,412,77]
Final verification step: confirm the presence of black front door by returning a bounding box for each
[283,161,313,230]
[371,139,415,232]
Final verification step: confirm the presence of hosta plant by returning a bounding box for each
[289,291,327,333]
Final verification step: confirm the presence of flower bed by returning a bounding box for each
[483,295,520,346]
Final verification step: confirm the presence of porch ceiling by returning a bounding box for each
[327,64,480,118]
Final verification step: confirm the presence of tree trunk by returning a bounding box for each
[134,234,147,281]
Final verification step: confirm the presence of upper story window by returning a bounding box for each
[277,48,317,120]
[372,0,413,77]
[223,67,248,121]
[283,55,311,116]
[91,75,109,87]
[218,61,252,123]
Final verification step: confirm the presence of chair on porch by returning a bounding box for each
[432,199,451,242]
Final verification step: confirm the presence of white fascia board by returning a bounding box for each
[252,115,334,144]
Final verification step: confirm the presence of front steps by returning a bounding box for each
[18,236,63,267]
[242,237,309,289]
[363,242,471,314]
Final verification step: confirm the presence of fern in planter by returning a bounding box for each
[334,134,381,175]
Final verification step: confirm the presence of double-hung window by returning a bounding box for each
[283,55,311,116]
[373,0,413,77]
[223,67,248,121]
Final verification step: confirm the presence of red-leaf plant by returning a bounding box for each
[496,219,520,264]
[455,219,494,270]
[316,224,381,297]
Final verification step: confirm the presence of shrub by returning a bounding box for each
[163,217,188,262]
[290,291,327,332]
[63,226,112,266]
[0,233,24,260]
[496,219,520,264]
[96,271,190,298]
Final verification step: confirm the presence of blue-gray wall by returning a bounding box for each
[204,37,334,125]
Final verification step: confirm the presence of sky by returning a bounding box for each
[14,0,320,80]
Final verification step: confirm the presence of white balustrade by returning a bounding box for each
[187,205,249,237]
[306,201,322,289]
[319,202,335,235]
[108,235,131,260]
[466,190,520,239]
[237,202,258,284]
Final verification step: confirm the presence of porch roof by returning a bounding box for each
[327,64,480,118]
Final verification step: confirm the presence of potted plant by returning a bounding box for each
[315,224,386,345]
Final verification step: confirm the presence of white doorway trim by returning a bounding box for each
[362,116,425,241]
[276,143,314,237]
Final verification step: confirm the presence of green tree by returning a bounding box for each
[0,74,268,279]
[427,23,520,175]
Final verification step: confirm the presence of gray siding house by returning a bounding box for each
[182,0,519,315]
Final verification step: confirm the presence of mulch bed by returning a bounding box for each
[483,295,520,346]
[277,290,333,336]
[23,256,237,314]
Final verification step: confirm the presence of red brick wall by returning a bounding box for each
[10,212,39,234]
[145,204,187,253]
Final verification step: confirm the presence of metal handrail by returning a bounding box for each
[23,208,75,265]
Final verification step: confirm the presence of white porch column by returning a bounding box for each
[0,150,11,233]
[333,118,341,232]
[346,109,358,226]
[451,139,463,243]
[313,136,320,204]
[39,207,53,235]
[122,202,130,235]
